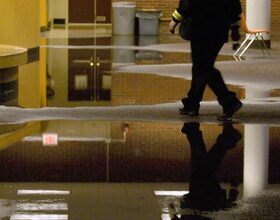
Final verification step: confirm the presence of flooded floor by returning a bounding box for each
[0,27,280,219]
[0,120,280,219]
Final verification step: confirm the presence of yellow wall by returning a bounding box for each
[0,122,41,151]
[0,0,43,108]
[0,0,39,48]
[40,0,48,28]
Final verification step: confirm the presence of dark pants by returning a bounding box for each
[181,123,241,211]
[183,37,237,110]
[185,124,225,194]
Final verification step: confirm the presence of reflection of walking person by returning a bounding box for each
[180,122,242,211]
[169,0,243,120]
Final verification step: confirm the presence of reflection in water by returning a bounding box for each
[68,38,111,103]
[2,186,70,220]
[0,67,18,106]
[47,72,55,99]
[17,190,70,195]
[113,36,135,64]
[243,88,270,199]
[10,214,68,220]
[0,120,131,182]
[0,120,279,219]
[44,36,234,107]
[136,35,162,60]
[169,122,242,219]
[244,124,269,198]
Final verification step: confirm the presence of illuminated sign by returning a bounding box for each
[42,133,58,146]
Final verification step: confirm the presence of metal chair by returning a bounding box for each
[233,13,270,59]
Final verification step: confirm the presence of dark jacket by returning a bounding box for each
[172,0,242,42]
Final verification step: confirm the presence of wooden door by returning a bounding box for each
[96,0,111,23]
[69,0,111,23]
[68,38,112,102]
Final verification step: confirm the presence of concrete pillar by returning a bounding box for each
[246,0,271,47]
[48,0,68,24]
[243,124,269,198]
[243,88,270,198]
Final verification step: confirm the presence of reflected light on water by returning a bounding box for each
[17,190,70,195]
[154,191,189,196]
[10,214,68,220]
[161,214,181,220]
[16,203,68,211]
[42,133,58,146]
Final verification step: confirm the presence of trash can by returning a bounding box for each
[136,9,162,35]
[135,36,161,60]
[113,2,136,35]
[113,36,135,64]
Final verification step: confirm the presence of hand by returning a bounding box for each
[169,20,177,34]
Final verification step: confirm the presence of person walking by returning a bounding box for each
[169,0,243,120]
[180,122,242,211]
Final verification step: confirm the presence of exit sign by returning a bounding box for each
[42,133,58,146]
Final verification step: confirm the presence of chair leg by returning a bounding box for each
[256,33,266,56]
[233,55,242,61]
[239,34,256,58]
[259,33,271,57]
[233,34,251,57]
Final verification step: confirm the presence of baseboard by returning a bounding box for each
[68,23,112,29]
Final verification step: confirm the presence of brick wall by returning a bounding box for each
[110,121,244,182]
[0,122,245,182]
[271,0,280,37]
[111,73,188,105]
[113,0,280,38]
[111,73,243,106]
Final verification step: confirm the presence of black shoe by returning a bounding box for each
[179,107,199,116]
[217,125,242,149]
[180,98,200,116]
[181,122,200,134]
[217,100,242,121]
[232,43,240,51]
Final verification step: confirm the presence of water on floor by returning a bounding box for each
[0,120,279,219]
[8,35,234,108]
[0,30,280,220]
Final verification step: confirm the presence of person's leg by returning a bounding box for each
[181,123,225,208]
[181,123,209,192]
[190,38,242,119]
[205,67,242,120]
[188,70,206,102]
[180,73,206,115]
[180,41,207,115]
[185,64,207,105]
[207,124,242,171]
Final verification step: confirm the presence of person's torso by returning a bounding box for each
[189,0,233,39]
